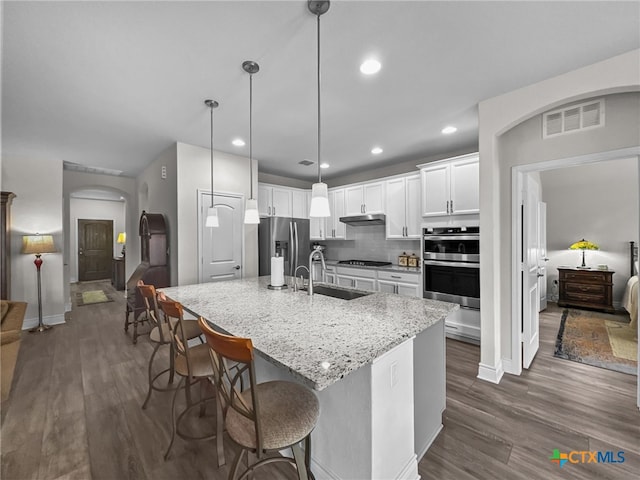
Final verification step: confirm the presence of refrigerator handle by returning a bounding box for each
[289,222,295,277]
[293,221,299,275]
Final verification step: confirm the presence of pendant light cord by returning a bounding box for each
[249,72,254,200]
[316,12,322,184]
[210,104,214,208]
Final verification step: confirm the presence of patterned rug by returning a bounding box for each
[76,290,113,306]
[554,309,637,375]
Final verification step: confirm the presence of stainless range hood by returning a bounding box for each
[339,213,386,226]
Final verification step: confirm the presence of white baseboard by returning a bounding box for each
[416,422,443,461]
[477,361,504,384]
[22,313,66,330]
[395,454,419,480]
[501,357,520,375]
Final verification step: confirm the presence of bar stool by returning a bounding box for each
[198,317,319,480]
[158,297,225,465]
[138,282,204,409]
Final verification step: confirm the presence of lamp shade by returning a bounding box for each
[569,239,599,250]
[206,206,220,228]
[244,199,260,224]
[309,182,331,217]
[117,232,126,244]
[22,235,57,255]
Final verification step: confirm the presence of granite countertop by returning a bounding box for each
[324,260,422,274]
[161,277,456,391]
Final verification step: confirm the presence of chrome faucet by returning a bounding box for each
[308,246,327,296]
[293,265,310,292]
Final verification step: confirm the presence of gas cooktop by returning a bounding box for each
[338,260,392,267]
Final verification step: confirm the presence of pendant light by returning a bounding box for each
[308,0,331,218]
[204,99,220,227]
[243,60,261,224]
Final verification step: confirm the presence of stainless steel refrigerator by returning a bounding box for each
[258,217,311,279]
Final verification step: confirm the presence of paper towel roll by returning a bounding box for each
[271,256,284,287]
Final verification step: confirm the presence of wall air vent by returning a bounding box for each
[543,99,604,138]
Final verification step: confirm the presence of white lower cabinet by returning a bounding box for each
[444,307,480,343]
[335,267,377,292]
[377,270,421,297]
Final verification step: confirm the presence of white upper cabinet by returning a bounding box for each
[326,188,347,239]
[291,189,308,219]
[258,183,304,218]
[344,182,385,215]
[385,174,421,239]
[419,153,479,217]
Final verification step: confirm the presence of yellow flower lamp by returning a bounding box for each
[569,238,599,269]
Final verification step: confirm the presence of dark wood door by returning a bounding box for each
[78,219,113,281]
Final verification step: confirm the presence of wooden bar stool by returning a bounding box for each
[138,282,204,409]
[158,298,225,465]
[198,317,319,480]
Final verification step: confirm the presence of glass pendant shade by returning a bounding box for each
[309,182,331,217]
[205,206,220,227]
[244,198,260,224]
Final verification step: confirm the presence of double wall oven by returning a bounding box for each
[423,226,480,310]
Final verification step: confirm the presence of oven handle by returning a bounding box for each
[423,235,479,241]
[423,260,480,269]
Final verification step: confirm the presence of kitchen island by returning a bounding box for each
[161,277,457,480]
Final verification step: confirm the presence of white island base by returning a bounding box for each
[254,319,445,480]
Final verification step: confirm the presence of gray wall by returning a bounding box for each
[541,157,639,306]
[322,224,420,265]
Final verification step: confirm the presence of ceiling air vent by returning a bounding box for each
[298,159,314,166]
[543,99,604,138]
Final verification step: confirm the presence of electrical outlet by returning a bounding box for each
[390,361,398,388]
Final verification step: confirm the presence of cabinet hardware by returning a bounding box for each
[450,200,453,213]
[391,275,401,279]
[273,207,276,216]
[268,206,271,216]
[395,285,398,294]
[446,200,450,214]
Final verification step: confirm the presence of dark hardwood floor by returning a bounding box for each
[1,283,638,479]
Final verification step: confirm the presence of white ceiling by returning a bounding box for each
[3,1,639,181]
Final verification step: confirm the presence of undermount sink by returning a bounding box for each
[313,285,372,300]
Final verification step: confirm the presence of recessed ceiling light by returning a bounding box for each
[441,126,457,134]
[360,59,381,75]
[232,138,245,146]
[371,147,383,155]
[320,163,330,169]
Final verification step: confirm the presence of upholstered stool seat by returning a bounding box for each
[226,380,319,451]
[198,317,320,480]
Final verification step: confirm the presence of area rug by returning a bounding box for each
[554,309,637,375]
[76,290,113,306]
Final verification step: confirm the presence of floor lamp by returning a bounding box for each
[21,234,57,333]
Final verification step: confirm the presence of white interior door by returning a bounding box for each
[199,192,244,283]
[538,201,548,312]
[522,174,540,369]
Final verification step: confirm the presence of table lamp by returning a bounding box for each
[117,232,126,257]
[569,238,599,269]
[21,234,57,332]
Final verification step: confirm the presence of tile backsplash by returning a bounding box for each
[319,224,420,264]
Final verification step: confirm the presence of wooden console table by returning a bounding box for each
[557,267,615,313]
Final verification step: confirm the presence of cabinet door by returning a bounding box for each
[332,188,346,239]
[377,279,397,294]
[271,187,292,217]
[336,275,354,288]
[354,277,376,291]
[405,174,422,237]
[363,182,384,213]
[385,178,406,239]
[291,189,308,219]
[309,215,325,240]
[258,185,271,217]
[397,282,420,298]
[324,272,336,284]
[450,157,479,215]
[421,164,449,217]
[344,185,364,215]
